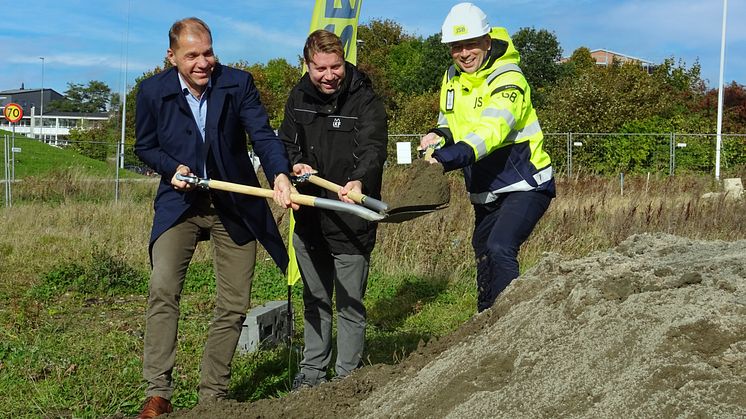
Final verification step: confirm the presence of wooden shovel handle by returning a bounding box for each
[307,175,365,204]
[207,179,317,207]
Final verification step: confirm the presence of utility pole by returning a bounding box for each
[40,57,45,141]
[715,0,728,180]
[115,0,132,203]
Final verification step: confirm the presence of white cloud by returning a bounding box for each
[7,54,151,72]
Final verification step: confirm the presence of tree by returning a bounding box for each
[697,81,746,133]
[357,19,408,110]
[559,47,596,80]
[67,123,112,161]
[389,91,440,133]
[387,34,451,96]
[653,57,705,94]
[236,58,302,128]
[122,66,167,167]
[512,27,563,96]
[541,61,682,133]
[47,80,113,113]
[387,40,427,95]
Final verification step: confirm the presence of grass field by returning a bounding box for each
[1,146,745,417]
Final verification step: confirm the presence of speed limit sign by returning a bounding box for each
[3,103,23,123]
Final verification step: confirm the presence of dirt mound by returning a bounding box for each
[383,160,450,211]
[172,233,746,418]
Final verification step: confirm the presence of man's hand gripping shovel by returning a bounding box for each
[291,160,449,224]
[175,173,385,222]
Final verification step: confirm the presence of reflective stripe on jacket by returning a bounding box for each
[432,27,555,203]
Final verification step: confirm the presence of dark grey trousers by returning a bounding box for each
[293,233,370,383]
[143,201,256,401]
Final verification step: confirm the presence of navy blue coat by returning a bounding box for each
[134,64,290,272]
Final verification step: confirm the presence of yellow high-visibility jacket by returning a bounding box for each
[431,27,555,204]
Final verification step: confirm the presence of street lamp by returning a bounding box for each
[40,57,45,141]
[715,0,728,180]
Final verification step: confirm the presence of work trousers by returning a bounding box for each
[472,190,552,312]
[293,233,370,383]
[143,197,256,401]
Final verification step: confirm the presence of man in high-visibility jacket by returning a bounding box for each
[421,2,555,312]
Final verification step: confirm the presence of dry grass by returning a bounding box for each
[374,168,746,282]
[1,168,745,417]
[2,169,743,297]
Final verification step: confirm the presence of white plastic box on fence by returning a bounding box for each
[236,300,291,354]
[396,142,412,164]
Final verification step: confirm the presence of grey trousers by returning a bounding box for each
[293,233,370,383]
[143,200,256,401]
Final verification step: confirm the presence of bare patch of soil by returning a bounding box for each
[170,233,746,418]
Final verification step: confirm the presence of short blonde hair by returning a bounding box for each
[303,29,345,64]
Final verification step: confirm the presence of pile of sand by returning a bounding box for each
[175,233,746,418]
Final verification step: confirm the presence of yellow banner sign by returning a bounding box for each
[309,0,363,65]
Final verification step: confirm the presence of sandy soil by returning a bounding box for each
[171,233,746,418]
[384,160,450,211]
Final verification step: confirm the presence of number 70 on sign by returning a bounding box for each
[3,103,23,123]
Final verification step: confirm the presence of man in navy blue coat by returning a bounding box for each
[134,17,296,418]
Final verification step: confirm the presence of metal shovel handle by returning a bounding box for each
[175,174,384,221]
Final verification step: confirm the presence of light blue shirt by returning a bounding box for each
[178,74,210,177]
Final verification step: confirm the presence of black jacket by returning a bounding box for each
[279,62,388,254]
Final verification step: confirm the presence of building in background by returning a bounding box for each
[0,86,64,116]
[0,86,109,144]
[589,49,654,73]
[559,48,655,74]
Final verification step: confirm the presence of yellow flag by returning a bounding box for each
[287,0,364,286]
[308,0,363,65]
[286,210,302,286]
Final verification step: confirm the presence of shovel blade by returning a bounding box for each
[378,204,449,223]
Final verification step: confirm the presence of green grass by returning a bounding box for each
[1,151,745,417]
[0,131,140,180]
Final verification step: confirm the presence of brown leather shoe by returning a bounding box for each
[137,396,173,418]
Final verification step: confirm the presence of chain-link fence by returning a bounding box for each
[541,133,746,177]
[390,132,746,178]
[1,135,152,207]
[2,132,746,206]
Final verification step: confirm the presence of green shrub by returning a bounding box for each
[33,246,146,298]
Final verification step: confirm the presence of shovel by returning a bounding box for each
[292,173,389,213]
[378,147,451,223]
[292,172,448,223]
[174,174,384,222]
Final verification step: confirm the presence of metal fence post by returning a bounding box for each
[567,132,572,178]
[670,132,674,176]
[3,134,10,207]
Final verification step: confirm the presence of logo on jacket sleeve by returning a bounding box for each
[333,117,341,128]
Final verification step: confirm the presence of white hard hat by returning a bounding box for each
[441,2,490,44]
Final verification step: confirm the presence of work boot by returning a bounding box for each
[137,396,173,418]
[291,372,326,391]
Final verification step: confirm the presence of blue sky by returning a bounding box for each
[1,1,743,97]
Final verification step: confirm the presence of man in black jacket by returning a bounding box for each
[279,29,388,388]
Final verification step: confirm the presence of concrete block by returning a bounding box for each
[237,300,292,354]
[723,178,743,200]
